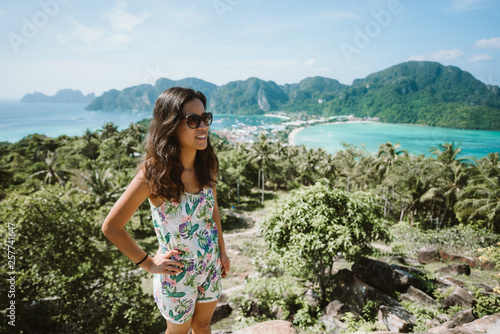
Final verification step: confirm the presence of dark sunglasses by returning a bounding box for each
[183,112,213,129]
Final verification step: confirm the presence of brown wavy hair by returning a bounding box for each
[140,87,218,203]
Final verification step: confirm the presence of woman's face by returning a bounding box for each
[175,98,209,153]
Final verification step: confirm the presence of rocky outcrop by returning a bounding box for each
[331,268,399,315]
[378,305,417,332]
[434,312,500,334]
[442,286,475,310]
[428,308,475,333]
[351,257,420,294]
[400,286,439,308]
[436,263,471,276]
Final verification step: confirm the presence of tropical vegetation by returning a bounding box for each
[1,117,499,332]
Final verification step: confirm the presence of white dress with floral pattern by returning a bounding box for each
[150,186,221,324]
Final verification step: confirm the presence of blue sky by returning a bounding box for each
[1,0,499,99]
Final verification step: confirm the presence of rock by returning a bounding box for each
[235,320,297,334]
[378,305,417,333]
[475,283,494,293]
[418,248,439,264]
[351,257,418,294]
[211,302,233,324]
[390,256,407,264]
[400,286,439,308]
[428,308,475,333]
[324,300,350,319]
[436,263,471,276]
[438,275,466,287]
[438,312,500,333]
[442,286,474,310]
[332,269,398,315]
[304,288,320,308]
[213,331,233,334]
[440,251,475,266]
[318,315,347,333]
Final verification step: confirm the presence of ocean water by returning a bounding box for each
[293,122,500,160]
[0,100,282,143]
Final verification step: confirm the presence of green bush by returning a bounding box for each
[263,181,391,306]
[473,290,500,318]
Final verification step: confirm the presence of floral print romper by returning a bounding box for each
[150,186,222,324]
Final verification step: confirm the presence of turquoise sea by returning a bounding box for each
[2,100,499,160]
[293,122,500,160]
[0,100,282,143]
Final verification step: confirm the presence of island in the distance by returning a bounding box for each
[21,89,95,104]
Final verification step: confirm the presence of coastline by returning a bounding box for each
[287,127,305,146]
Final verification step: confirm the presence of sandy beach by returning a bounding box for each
[287,127,306,146]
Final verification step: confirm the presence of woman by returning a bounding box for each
[102,87,230,334]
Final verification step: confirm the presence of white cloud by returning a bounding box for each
[69,20,104,45]
[107,0,149,33]
[467,54,493,63]
[305,58,316,67]
[449,0,487,11]
[409,48,463,62]
[473,37,500,49]
[61,1,149,53]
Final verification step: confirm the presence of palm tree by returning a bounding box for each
[297,146,321,186]
[373,142,408,180]
[455,153,500,232]
[82,165,123,206]
[99,122,119,140]
[248,134,276,192]
[430,142,468,165]
[420,161,468,226]
[31,151,71,185]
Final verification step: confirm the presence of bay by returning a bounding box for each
[0,100,282,143]
[293,122,500,160]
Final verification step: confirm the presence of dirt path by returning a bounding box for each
[221,207,268,294]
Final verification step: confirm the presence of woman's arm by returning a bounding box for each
[102,170,183,274]
[212,185,230,277]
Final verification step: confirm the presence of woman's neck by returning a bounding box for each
[179,149,196,170]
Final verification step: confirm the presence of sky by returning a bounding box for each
[1,0,499,99]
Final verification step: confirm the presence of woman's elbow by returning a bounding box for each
[101,220,115,239]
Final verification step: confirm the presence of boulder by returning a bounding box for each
[304,288,320,308]
[428,308,475,333]
[378,305,417,333]
[438,275,466,287]
[400,286,439,308]
[332,269,398,315]
[318,300,350,332]
[235,320,297,334]
[418,248,439,264]
[442,286,474,310]
[351,257,418,294]
[323,300,350,319]
[437,312,500,333]
[436,263,471,276]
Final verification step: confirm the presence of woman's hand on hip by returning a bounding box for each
[145,249,184,275]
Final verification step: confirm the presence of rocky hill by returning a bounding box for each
[83,61,500,130]
[21,89,95,103]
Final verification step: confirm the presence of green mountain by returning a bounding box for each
[84,61,500,130]
[282,76,347,112]
[209,77,288,115]
[85,78,217,111]
[323,61,500,130]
